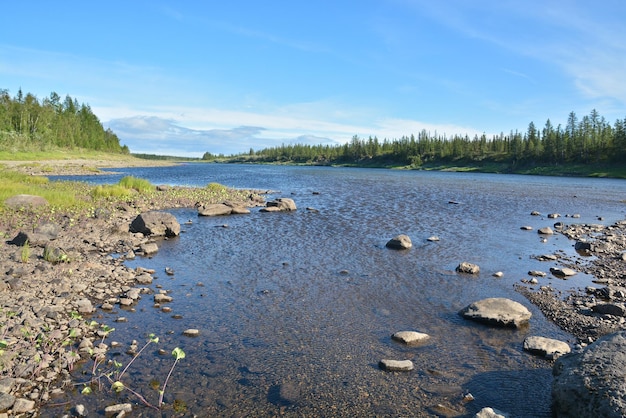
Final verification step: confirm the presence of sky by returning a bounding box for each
[1,1,625,157]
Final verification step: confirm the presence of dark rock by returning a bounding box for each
[553,331,626,417]
[130,211,180,237]
[592,303,626,317]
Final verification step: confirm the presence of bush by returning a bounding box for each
[206,182,227,192]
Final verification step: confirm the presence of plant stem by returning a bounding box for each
[158,358,179,408]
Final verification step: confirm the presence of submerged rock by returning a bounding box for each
[378,359,414,372]
[550,267,577,277]
[460,298,531,328]
[523,336,571,360]
[392,331,430,345]
[261,198,297,212]
[197,203,233,216]
[386,234,412,250]
[456,262,480,275]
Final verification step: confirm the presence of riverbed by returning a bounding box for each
[49,164,626,417]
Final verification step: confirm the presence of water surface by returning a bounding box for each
[51,165,626,416]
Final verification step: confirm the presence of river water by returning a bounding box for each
[49,164,626,417]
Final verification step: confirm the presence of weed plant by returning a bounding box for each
[81,331,186,412]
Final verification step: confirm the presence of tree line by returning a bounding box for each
[218,109,626,168]
[0,88,128,153]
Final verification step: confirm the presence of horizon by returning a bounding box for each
[1,1,625,157]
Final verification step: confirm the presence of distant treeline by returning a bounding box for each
[0,88,128,153]
[211,109,626,168]
[132,153,200,161]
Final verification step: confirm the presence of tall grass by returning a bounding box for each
[118,176,154,193]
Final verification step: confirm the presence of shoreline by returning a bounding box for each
[1,161,625,415]
[516,220,626,344]
[0,166,264,416]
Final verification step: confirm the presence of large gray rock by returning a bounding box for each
[4,194,48,209]
[261,198,297,212]
[460,298,532,328]
[386,234,412,250]
[130,211,180,237]
[523,336,571,360]
[553,331,626,417]
[197,203,233,216]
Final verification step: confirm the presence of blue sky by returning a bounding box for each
[1,1,625,157]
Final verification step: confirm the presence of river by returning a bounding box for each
[49,164,626,417]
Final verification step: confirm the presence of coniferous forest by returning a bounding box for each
[0,88,128,153]
[216,109,626,172]
[2,88,624,174]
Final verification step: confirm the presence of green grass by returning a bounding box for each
[118,176,154,193]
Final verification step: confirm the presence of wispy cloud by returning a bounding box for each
[405,1,626,105]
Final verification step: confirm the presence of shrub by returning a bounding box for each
[206,182,227,192]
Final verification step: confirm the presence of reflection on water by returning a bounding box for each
[50,165,626,416]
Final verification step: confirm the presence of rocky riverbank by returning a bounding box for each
[517,219,626,344]
[0,167,265,416]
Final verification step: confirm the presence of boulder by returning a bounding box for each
[460,298,532,328]
[386,234,412,250]
[197,203,233,216]
[538,227,554,235]
[261,198,297,212]
[4,194,48,209]
[523,336,571,359]
[592,303,626,317]
[140,242,159,255]
[550,267,577,277]
[391,331,430,345]
[553,331,626,417]
[130,211,180,237]
[574,241,592,252]
[456,262,480,275]
[10,222,60,246]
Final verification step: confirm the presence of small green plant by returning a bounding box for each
[20,240,30,263]
[158,347,186,408]
[80,333,184,411]
[43,246,69,264]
